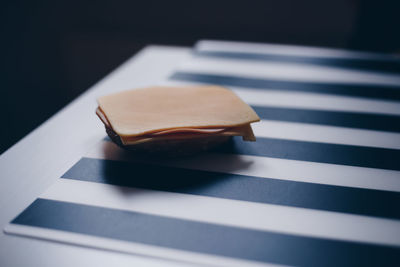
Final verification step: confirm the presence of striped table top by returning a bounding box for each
[4,41,400,267]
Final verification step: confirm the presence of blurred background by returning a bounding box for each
[1,0,399,154]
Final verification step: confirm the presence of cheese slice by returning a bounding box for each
[97,86,260,137]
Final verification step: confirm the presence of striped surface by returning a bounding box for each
[6,40,400,266]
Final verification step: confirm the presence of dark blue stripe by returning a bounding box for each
[217,137,400,171]
[12,199,400,267]
[252,105,400,132]
[102,135,400,170]
[194,50,400,75]
[169,72,400,101]
[62,157,400,220]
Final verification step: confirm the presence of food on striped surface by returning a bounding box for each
[96,85,260,156]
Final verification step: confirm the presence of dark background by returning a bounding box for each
[1,0,399,154]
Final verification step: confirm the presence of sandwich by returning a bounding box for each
[96,85,260,156]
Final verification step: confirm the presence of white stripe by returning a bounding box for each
[196,40,400,61]
[86,141,400,192]
[254,120,400,149]
[162,80,400,116]
[38,179,400,247]
[4,224,276,267]
[178,57,400,86]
